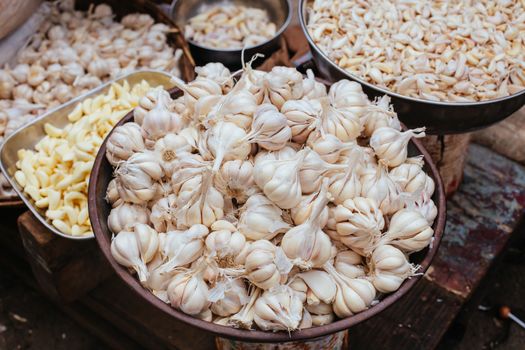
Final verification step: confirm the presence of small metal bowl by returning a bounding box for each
[170,0,292,70]
[298,0,525,134]
[89,84,446,342]
[0,70,176,240]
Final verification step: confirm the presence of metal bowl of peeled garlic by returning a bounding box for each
[88,62,446,342]
[298,0,525,134]
[170,0,292,69]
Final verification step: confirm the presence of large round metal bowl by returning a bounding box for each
[88,88,446,343]
[170,0,292,70]
[298,0,525,134]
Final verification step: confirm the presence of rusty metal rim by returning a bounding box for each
[89,97,446,344]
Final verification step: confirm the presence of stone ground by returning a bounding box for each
[0,225,523,350]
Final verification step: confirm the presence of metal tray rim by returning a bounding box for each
[0,69,176,240]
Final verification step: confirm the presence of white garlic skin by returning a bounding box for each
[167,272,210,315]
[334,250,365,279]
[106,122,145,166]
[253,286,303,331]
[238,194,290,240]
[369,245,413,293]
[244,240,281,290]
[210,279,249,317]
[107,202,150,234]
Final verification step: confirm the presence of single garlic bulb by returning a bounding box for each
[217,90,258,130]
[360,161,404,215]
[253,285,303,331]
[204,121,251,172]
[327,197,385,255]
[150,194,177,232]
[141,99,184,142]
[244,240,282,290]
[302,69,327,100]
[334,250,365,279]
[370,127,426,167]
[378,209,434,253]
[328,165,361,205]
[215,159,255,204]
[115,152,162,204]
[390,157,435,196]
[281,99,321,143]
[257,66,304,109]
[296,269,337,305]
[306,132,353,164]
[324,262,376,317]
[246,104,291,151]
[175,170,225,228]
[290,190,329,227]
[167,267,210,315]
[299,149,346,194]
[328,80,369,116]
[107,202,150,234]
[153,134,191,177]
[111,224,159,282]
[134,88,170,125]
[11,64,30,84]
[362,95,401,137]
[253,149,307,209]
[306,302,334,326]
[209,278,249,316]
[195,62,234,93]
[238,194,290,240]
[407,192,437,224]
[369,245,414,293]
[13,84,34,101]
[106,122,145,166]
[281,180,332,270]
[205,220,246,260]
[321,99,363,142]
[155,224,209,275]
[173,76,222,113]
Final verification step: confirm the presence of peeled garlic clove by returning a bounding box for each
[111,231,149,282]
[107,202,150,234]
[281,180,332,270]
[238,194,290,240]
[379,209,434,253]
[253,285,303,331]
[369,245,413,293]
[244,240,281,290]
[328,197,385,255]
[298,269,337,305]
[370,127,426,167]
[167,271,210,315]
[210,278,249,316]
[106,122,145,166]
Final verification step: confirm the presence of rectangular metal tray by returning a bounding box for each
[0,70,176,240]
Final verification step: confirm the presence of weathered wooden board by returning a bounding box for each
[17,212,111,303]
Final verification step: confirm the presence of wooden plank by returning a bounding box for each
[17,211,111,303]
[427,144,525,298]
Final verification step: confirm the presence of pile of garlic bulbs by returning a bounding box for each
[105,62,437,332]
[0,0,183,159]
